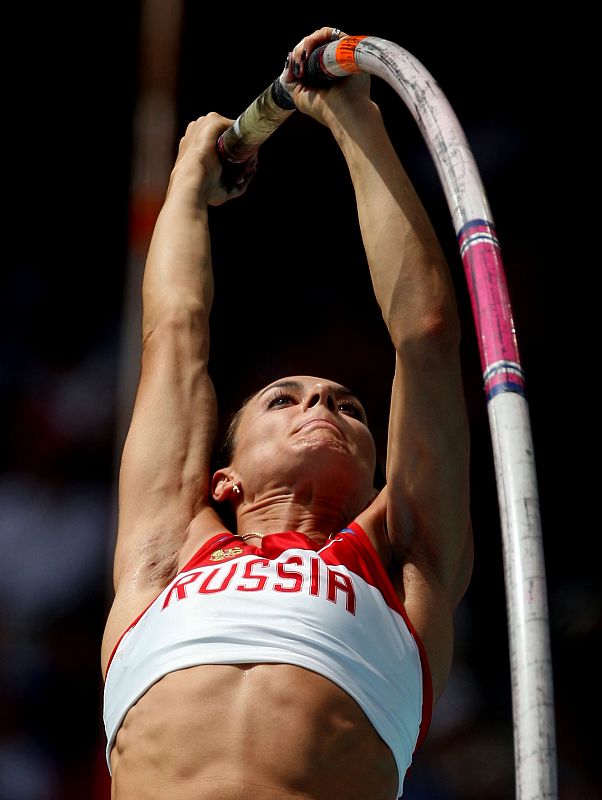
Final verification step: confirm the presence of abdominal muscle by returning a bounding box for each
[109,661,399,800]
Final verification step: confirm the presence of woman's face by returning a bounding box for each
[229,376,377,505]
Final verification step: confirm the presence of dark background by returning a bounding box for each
[2,3,597,799]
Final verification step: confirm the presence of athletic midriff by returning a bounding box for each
[105,526,432,799]
[109,662,399,800]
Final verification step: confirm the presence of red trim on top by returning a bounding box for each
[346,521,434,752]
[106,523,434,752]
[179,532,236,572]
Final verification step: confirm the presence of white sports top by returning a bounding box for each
[103,522,432,798]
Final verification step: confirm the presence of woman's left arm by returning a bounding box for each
[345,103,473,603]
[331,87,473,700]
[290,34,473,612]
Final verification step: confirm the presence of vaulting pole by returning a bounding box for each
[217,35,557,800]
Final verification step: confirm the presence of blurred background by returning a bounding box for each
[2,2,598,798]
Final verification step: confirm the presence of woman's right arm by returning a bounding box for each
[112,113,251,596]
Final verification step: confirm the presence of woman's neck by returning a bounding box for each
[234,490,350,546]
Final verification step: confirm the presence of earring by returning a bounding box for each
[232,484,241,495]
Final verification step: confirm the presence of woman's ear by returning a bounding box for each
[211,470,240,503]
[211,470,231,503]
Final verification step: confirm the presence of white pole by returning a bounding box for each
[352,36,558,799]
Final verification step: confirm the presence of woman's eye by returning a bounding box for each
[268,393,296,408]
[338,401,363,420]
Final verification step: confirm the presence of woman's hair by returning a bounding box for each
[209,392,257,533]
[212,391,256,473]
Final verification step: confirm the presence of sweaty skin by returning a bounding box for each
[102,25,472,800]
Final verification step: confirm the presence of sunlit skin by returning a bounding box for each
[101,25,472,800]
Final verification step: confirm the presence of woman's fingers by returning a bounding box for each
[289,27,349,81]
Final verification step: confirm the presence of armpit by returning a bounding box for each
[142,548,180,586]
[118,533,182,591]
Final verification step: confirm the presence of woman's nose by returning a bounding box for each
[303,384,335,411]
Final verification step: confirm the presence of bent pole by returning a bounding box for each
[218,35,558,800]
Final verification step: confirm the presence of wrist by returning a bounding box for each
[329,99,383,147]
[166,160,213,209]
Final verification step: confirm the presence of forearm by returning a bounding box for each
[332,102,460,350]
[142,171,214,349]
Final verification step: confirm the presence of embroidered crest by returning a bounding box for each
[210,546,243,561]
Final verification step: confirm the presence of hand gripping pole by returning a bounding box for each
[218,35,557,800]
[216,77,295,186]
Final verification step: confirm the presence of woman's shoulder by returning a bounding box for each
[353,487,392,568]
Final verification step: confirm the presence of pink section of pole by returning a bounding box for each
[458,219,525,399]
